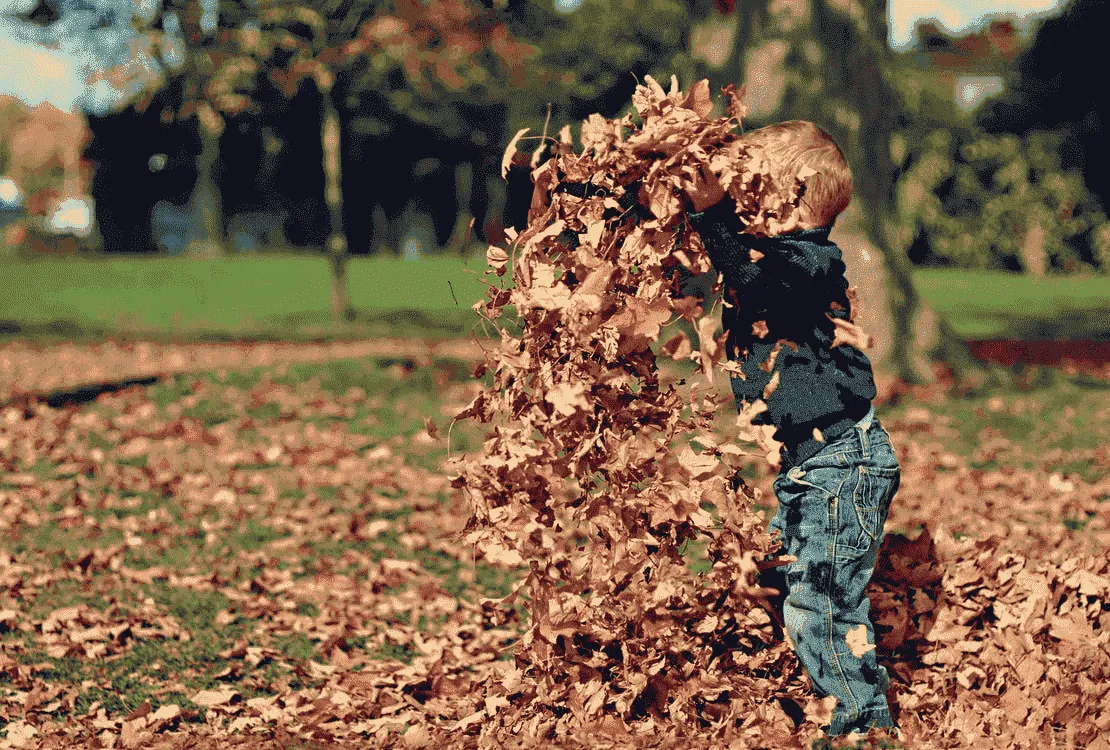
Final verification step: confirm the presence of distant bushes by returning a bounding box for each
[894,126,1110,274]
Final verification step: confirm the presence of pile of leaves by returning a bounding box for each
[0,360,525,749]
[864,525,1110,748]
[454,76,853,746]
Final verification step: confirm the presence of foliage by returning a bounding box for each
[102,0,262,130]
[499,0,705,125]
[976,0,1110,207]
[885,1,1110,276]
[455,76,878,742]
[894,127,1110,273]
[341,0,535,140]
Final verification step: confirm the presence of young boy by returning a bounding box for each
[682,121,902,738]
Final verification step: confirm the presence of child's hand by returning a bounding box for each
[682,161,727,213]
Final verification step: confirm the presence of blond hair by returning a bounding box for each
[735,120,853,230]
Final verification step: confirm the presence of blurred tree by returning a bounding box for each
[340,0,538,256]
[85,79,202,255]
[243,1,360,321]
[106,0,263,255]
[0,95,93,251]
[502,0,704,124]
[498,0,715,233]
[894,126,1110,276]
[241,0,536,319]
[884,0,1110,280]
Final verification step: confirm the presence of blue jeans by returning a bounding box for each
[769,405,900,736]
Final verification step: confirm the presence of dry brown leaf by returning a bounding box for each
[501,127,530,179]
[827,314,872,350]
[845,623,876,658]
[191,689,239,708]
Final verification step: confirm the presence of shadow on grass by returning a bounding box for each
[970,305,1110,342]
[0,306,523,346]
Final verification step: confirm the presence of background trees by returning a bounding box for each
[8,0,1103,381]
[660,0,1107,384]
[976,0,1108,210]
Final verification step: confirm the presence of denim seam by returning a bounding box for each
[830,704,894,733]
[856,469,879,547]
[825,476,859,718]
[826,576,860,719]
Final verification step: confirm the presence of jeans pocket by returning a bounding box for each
[865,424,900,471]
[849,466,899,552]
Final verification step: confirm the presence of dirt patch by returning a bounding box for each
[0,338,488,404]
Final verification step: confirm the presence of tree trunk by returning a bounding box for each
[449,160,474,253]
[321,90,353,323]
[714,1,768,119]
[193,121,225,254]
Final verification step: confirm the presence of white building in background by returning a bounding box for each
[46,196,92,237]
[0,176,21,207]
[954,75,1005,112]
[907,16,1028,113]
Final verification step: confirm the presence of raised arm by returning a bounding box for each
[688,195,843,313]
[687,197,765,292]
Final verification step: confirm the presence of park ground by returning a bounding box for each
[0,253,1108,748]
[0,337,1106,747]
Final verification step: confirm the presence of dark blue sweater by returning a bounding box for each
[687,198,876,469]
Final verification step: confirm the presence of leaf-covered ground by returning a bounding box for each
[0,350,1108,748]
[0,338,485,404]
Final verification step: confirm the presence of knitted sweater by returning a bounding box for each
[687,197,876,469]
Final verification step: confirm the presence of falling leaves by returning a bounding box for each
[3,67,1109,748]
[827,314,873,350]
[456,76,830,745]
[501,127,531,179]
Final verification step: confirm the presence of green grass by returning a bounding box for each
[3,254,1107,343]
[0,253,508,342]
[913,268,1110,340]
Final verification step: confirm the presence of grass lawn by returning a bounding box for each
[914,268,1110,340]
[0,354,517,741]
[0,347,1107,744]
[2,253,1108,343]
[0,252,508,343]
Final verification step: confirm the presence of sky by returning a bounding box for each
[0,0,1075,114]
[0,0,183,114]
[887,0,1068,49]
